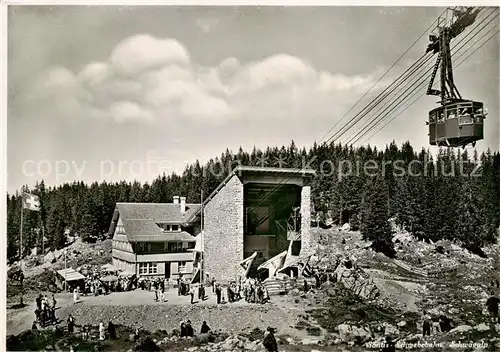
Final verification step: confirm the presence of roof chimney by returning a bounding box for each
[173,196,180,204]
[180,197,186,214]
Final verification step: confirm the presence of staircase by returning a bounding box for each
[247,253,266,278]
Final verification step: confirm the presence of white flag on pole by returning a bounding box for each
[23,193,40,211]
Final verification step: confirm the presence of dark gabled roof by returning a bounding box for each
[129,229,196,243]
[116,203,199,223]
[112,203,199,243]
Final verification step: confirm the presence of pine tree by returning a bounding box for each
[360,176,395,257]
[80,197,99,243]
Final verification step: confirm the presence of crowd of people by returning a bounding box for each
[210,277,270,305]
[80,269,137,296]
[32,293,57,328]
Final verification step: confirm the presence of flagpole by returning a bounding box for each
[65,249,67,293]
[19,193,25,306]
[19,193,24,271]
[200,190,204,286]
[41,223,45,256]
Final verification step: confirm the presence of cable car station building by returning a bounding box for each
[109,166,315,282]
[189,166,315,282]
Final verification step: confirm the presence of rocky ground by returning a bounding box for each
[7,238,111,306]
[6,227,500,351]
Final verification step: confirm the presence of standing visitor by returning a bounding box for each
[177,275,182,296]
[263,327,278,352]
[486,291,500,323]
[36,294,42,311]
[422,311,432,337]
[51,294,57,322]
[82,325,89,340]
[185,320,194,337]
[190,284,195,304]
[67,315,75,334]
[180,321,187,337]
[99,321,105,340]
[107,321,116,340]
[200,321,211,334]
[215,284,222,304]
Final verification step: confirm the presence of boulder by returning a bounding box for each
[300,338,320,345]
[448,325,473,334]
[474,323,490,332]
[397,321,407,328]
[383,323,399,338]
[334,265,380,300]
[337,324,372,344]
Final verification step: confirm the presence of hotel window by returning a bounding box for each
[172,225,179,231]
[139,263,148,275]
[168,242,182,252]
[178,261,186,273]
[149,263,158,274]
[139,262,158,275]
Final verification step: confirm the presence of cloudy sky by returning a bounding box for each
[7,6,499,192]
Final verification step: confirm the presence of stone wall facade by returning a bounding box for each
[300,185,312,255]
[204,175,245,282]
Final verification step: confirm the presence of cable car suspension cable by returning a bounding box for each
[360,23,499,145]
[345,8,498,146]
[341,8,496,145]
[317,8,451,147]
[244,7,487,213]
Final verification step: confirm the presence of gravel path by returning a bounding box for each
[8,289,302,338]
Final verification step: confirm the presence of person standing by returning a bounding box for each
[200,321,211,334]
[185,320,194,337]
[422,311,432,337]
[51,294,57,322]
[67,315,75,334]
[180,321,187,337]
[211,277,216,293]
[36,294,42,311]
[215,284,222,304]
[486,291,500,323]
[99,321,105,341]
[190,284,195,304]
[201,284,206,300]
[263,327,278,352]
[107,321,116,340]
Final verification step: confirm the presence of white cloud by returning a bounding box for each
[23,34,388,125]
[110,34,190,76]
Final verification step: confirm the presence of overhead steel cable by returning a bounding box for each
[343,7,495,146]
[336,7,492,146]
[319,8,450,145]
[245,8,457,215]
[360,20,499,145]
[346,8,499,146]
[245,7,474,215]
[326,52,431,144]
[338,53,435,144]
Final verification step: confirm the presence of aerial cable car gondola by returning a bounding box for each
[425,7,487,148]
